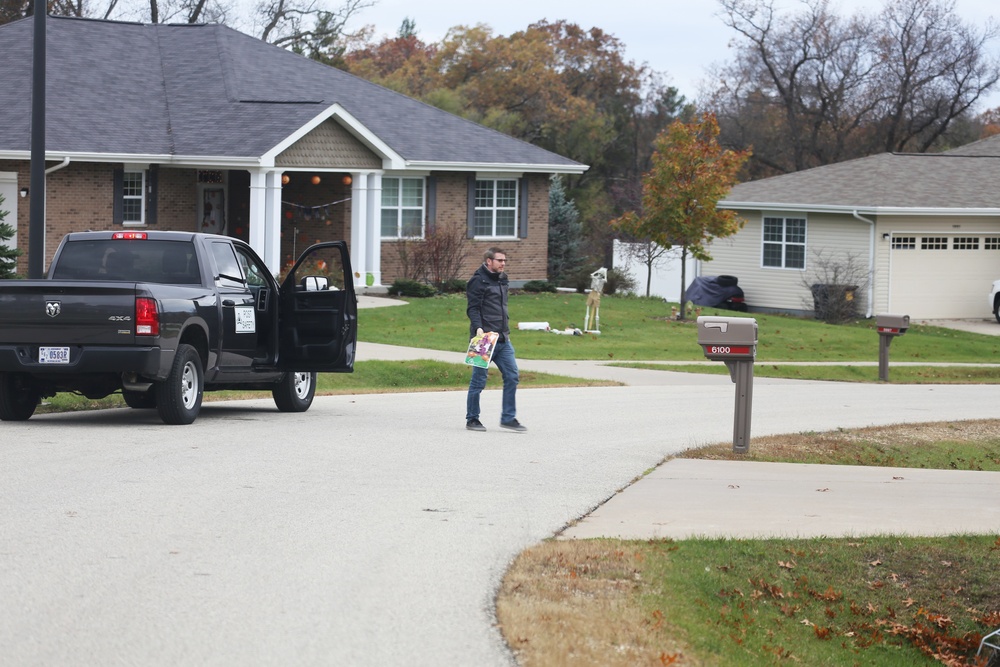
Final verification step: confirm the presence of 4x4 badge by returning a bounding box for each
[45,301,61,317]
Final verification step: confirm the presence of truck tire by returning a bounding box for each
[272,371,316,412]
[155,344,203,425]
[123,389,157,409]
[0,373,38,421]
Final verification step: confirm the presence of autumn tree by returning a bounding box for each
[709,0,1000,177]
[341,20,691,268]
[611,114,750,318]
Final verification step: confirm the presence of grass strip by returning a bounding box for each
[34,359,619,414]
[610,362,1000,383]
[497,420,1000,667]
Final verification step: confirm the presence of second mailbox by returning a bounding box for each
[697,315,758,361]
[876,314,909,336]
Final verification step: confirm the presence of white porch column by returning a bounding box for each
[249,170,269,269]
[265,171,283,274]
[350,172,369,288]
[365,172,383,287]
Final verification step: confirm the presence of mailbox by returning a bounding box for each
[697,316,758,361]
[696,316,757,453]
[876,314,909,336]
[875,313,909,382]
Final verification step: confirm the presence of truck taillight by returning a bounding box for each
[113,231,147,240]
[135,298,159,336]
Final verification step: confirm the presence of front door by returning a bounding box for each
[276,242,357,373]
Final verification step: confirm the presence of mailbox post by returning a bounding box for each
[875,314,909,382]
[696,315,758,453]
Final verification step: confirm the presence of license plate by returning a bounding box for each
[39,346,70,364]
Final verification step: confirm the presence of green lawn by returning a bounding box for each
[359,292,1000,363]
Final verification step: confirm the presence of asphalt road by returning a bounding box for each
[3,370,1000,666]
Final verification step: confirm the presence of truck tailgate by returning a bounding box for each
[0,281,140,346]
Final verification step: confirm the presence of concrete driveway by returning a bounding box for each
[3,362,1000,666]
[918,317,1000,335]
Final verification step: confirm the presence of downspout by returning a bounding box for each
[852,210,875,318]
[45,156,70,175]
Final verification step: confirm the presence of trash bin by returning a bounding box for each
[811,284,858,322]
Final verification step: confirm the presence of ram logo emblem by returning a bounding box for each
[45,301,61,318]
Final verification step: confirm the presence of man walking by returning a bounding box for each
[465,248,526,432]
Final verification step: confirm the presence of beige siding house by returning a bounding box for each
[709,136,1000,320]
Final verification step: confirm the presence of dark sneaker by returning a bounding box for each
[500,419,527,432]
[466,418,487,432]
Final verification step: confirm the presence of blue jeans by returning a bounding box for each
[466,339,519,424]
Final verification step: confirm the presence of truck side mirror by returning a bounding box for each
[301,276,329,291]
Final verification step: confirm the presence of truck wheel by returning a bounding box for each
[123,389,157,409]
[995,300,1000,324]
[0,373,38,421]
[155,344,203,425]
[272,371,316,412]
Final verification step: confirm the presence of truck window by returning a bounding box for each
[51,240,199,284]
[234,247,268,287]
[211,242,245,288]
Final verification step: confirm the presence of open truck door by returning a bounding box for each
[276,242,357,373]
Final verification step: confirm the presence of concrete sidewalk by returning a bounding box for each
[559,459,1000,540]
[356,334,1000,541]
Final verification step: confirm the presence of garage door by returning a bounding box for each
[889,234,1000,319]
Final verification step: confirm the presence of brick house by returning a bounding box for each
[0,16,586,286]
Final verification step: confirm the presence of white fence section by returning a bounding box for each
[613,239,697,301]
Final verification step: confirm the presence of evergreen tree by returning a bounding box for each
[547,175,583,284]
[0,194,22,279]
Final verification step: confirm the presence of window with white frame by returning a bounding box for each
[474,178,518,237]
[381,177,425,238]
[762,216,806,269]
[122,169,145,225]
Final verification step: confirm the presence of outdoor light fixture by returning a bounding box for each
[882,233,890,240]
[19,187,28,198]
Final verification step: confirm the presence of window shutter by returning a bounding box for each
[112,167,124,225]
[466,174,476,238]
[145,165,158,225]
[426,176,437,235]
[519,177,529,239]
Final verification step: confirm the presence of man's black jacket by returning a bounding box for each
[466,263,510,341]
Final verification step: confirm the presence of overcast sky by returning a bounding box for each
[344,0,1000,110]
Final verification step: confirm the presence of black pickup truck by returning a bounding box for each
[0,230,357,424]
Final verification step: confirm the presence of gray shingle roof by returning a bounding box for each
[942,132,1000,157]
[0,16,585,170]
[723,151,1000,210]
